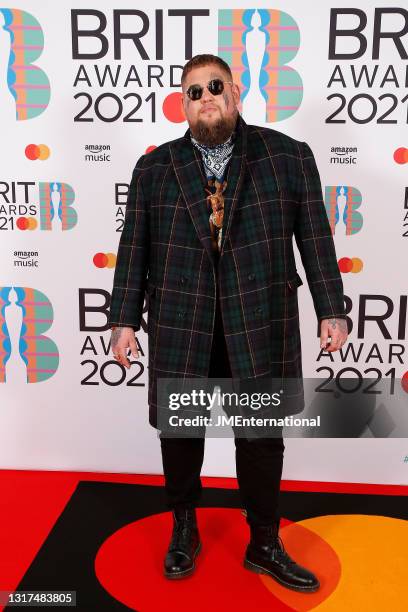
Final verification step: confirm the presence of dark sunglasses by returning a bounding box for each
[185,78,233,101]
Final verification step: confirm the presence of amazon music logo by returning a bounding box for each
[84,144,112,162]
[329,145,358,165]
[13,250,39,268]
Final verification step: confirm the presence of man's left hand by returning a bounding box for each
[320,318,348,352]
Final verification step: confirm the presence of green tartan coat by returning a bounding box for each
[108,115,346,428]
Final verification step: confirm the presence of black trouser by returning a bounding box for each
[159,282,285,527]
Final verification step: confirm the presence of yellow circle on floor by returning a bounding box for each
[260,514,408,611]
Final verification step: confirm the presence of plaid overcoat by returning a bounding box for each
[108,115,346,428]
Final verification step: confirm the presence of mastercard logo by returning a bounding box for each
[93,253,116,268]
[393,147,408,164]
[402,371,408,393]
[338,257,363,273]
[16,217,37,230]
[95,510,408,611]
[25,144,50,161]
[162,92,185,123]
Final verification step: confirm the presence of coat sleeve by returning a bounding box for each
[107,154,149,331]
[294,141,347,321]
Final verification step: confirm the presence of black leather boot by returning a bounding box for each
[164,506,201,579]
[244,521,319,592]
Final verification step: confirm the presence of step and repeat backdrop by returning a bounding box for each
[1,1,407,483]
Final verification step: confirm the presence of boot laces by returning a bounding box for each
[170,514,196,553]
[259,526,295,565]
[273,534,296,565]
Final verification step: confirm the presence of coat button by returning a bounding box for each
[248,273,255,281]
[180,275,189,285]
[254,307,263,317]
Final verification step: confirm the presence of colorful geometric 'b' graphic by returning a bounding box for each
[0,8,50,120]
[325,185,363,236]
[218,9,302,122]
[39,182,77,231]
[0,286,59,383]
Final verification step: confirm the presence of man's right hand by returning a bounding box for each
[111,327,139,369]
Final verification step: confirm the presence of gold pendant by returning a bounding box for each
[205,179,227,251]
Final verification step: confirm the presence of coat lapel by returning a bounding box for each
[169,114,248,267]
[170,131,216,267]
[219,114,247,259]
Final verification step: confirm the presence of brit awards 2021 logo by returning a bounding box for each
[70,8,303,125]
[0,8,50,120]
[0,181,77,231]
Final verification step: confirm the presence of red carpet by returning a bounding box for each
[0,470,407,611]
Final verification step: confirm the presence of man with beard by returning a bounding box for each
[108,54,348,591]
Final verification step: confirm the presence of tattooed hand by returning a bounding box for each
[111,326,139,369]
[320,318,348,352]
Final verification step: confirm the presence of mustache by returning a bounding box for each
[200,104,219,112]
